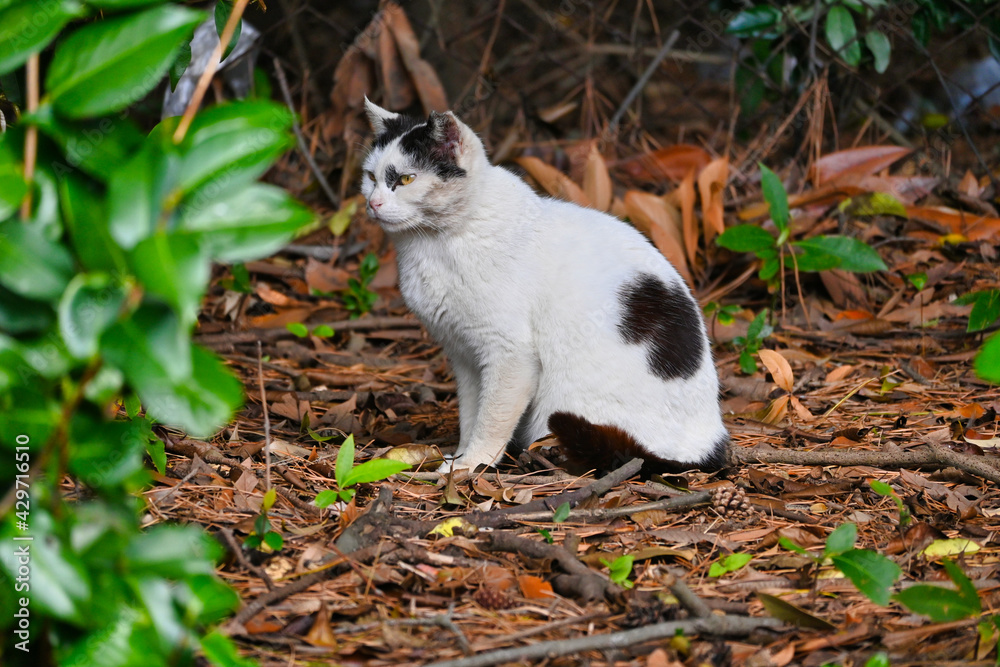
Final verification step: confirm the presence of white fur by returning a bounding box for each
[362,101,727,471]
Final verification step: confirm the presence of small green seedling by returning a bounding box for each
[553,502,571,523]
[732,308,773,374]
[717,164,887,291]
[906,272,928,291]
[343,252,380,318]
[955,289,1000,333]
[600,554,635,589]
[535,528,554,544]
[220,262,252,293]
[286,322,335,338]
[244,488,284,553]
[709,552,753,577]
[314,434,411,507]
[870,479,911,528]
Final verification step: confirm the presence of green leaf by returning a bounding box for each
[779,536,809,556]
[966,289,1000,333]
[60,175,128,273]
[187,574,240,626]
[87,0,173,7]
[262,487,277,512]
[46,4,205,117]
[894,585,980,621]
[746,308,771,342]
[726,6,783,37]
[759,164,789,233]
[68,412,148,489]
[164,100,295,195]
[313,490,339,508]
[738,350,757,375]
[35,110,146,183]
[831,549,901,606]
[864,652,891,667]
[864,29,891,73]
[328,201,357,237]
[146,431,166,475]
[214,0,242,62]
[824,522,857,558]
[263,531,284,552]
[974,332,1000,383]
[759,256,781,282]
[0,218,75,301]
[0,285,54,335]
[124,392,142,419]
[792,236,887,273]
[341,458,411,488]
[130,232,209,327]
[553,501,571,523]
[58,273,126,359]
[178,183,313,262]
[907,272,928,291]
[286,322,308,337]
[839,191,908,218]
[126,524,222,578]
[0,164,28,219]
[169,38,192,90]
[787,244,841,272]
[942,558,981,612]
[0,0,85,75]
[826,4,862,66]
[312,324,334,338]
[716,224,776,253]
[335,434,355,489]
[101,305,242,435]
[869,480,894,497]
[200,630,257,667]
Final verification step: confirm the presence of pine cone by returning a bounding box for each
[711,483,753,520]
[621,596,678,628]
[474,587,514,610]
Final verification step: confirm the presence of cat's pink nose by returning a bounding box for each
[369,199,382,210]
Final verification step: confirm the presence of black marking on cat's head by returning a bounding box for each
[617,273,705,381]
[398,111,467,180]
[371,113,424,150]
[384,164,400,189]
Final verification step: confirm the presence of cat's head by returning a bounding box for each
[361,99,486,233]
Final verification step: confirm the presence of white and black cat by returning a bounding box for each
[361,99,729,474]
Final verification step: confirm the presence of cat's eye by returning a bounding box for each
[365,171,376,183]
[399,173,415,186]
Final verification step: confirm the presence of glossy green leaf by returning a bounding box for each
[975,332,1000,383]
[187,575,241,626]
[831,549,901,606]
[726,6,783,37]
[0,0,85,75]
[865,29,891,73]
[826,4,861,66]
[58,606,141,666]
[0,285,54,335]
[716,224,775,253]
[108,143,181,250]
[200,630,257,667]
[0,218,74,301]
[69,412,148,489]
[314,490,339,508]
[126,524,222,579]
[965,289,1000,332]
[161,100,295,195]
[341,458,411,488]
[824,522,857,558]
[87,0,170,8]
[759,164,789,233]
[130,233,209,327]
[787,244,841,272]
[177,183,313,262]
[335,434,355,489]
[35,108,146,183]
[60,175,128,273]
[286,322,308,338]
[214,0,242,61]
[58,273,126,359]
[894,585,979,621]
[0,164,28,219]
[792,235,887,272]
[46,4,205,117]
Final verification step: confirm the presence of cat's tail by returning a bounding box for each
[547,411,730,476]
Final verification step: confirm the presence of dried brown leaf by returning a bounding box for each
[679,169,697,266]
[613,144,711,183]
[623,190,691,283]
[697,156,728,241]
[583,141,613,212]
[385,3,448,112]
[758,349,794,393]
[811,145,912,185]
[515,156,590,206]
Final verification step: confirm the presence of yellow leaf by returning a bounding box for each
[428,517,477,538]
[921,538,980,559]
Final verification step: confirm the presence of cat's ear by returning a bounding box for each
[364,97,399,135]
[427,111,464,161]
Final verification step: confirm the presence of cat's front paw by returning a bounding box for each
[438,453,494,473]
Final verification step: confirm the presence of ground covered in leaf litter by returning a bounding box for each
[145,4,1000,665]
[163,141,1000,667]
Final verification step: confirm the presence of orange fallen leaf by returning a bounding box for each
[697,156,728,241]
[583,141,613,212]
[759,349,794,393]
[517,574,556,599]
[905,205,1000,241]
[515,156,590,207]
[811,145,912,186]
[679,169,697,266]
[623,190,691,284]
[612,144,711,183]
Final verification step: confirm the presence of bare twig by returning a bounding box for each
[504,490,712,523]
[273,58,340,207]
[425,614,784,667]
[195,315,419,346]
[19,53,39,219]
[609,30,679,132]
[257,340,272,491]
[219,527,275,590]
[173,0,250,143]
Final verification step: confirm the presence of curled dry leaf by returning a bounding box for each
[583,141,613,212]
[515,156,590,207]
[697,156,728,241]
[613,144,711,183]
[810,145,912,186]
[758,349,794,393]
[383,3,448,112]
[623,190,691,284]
[905,205,1000,242]
[517,574,556,600]
[679,170,697,266]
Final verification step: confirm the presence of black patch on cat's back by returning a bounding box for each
[617,272,704,381]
